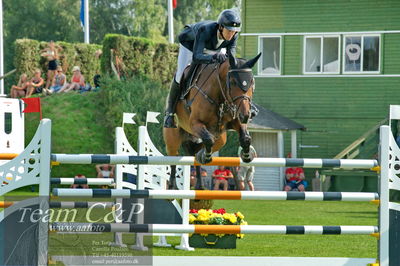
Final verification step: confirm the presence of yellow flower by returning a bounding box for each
[197,213,210,223]
[189,214,196,224]
[237,233,245,238]
[240,221,248,226]
[211,213,223,218]
[222,213,237,224]
[236,212,244,219]
[229,215,237,224]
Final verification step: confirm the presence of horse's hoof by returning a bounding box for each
[240,145,256,163]
[195,149,212,164]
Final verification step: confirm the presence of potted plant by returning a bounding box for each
[188,208,247,249]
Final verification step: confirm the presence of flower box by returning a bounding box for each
[189,233,237,249]
[188,208,246,249]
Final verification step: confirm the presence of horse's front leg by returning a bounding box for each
[234,123,255,163]
[191,121,214,164]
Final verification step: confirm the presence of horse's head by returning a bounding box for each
[224,51,261,124]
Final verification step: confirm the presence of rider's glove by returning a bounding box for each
[212,52,227,63]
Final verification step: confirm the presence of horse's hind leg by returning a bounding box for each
[163,128,183,189]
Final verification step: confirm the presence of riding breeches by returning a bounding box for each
[175,44,193,84]
[175,44,227,84]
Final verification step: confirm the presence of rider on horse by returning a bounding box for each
[164,9,257,128]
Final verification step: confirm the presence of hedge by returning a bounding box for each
[14,39,101,86]
[101,34,178,86]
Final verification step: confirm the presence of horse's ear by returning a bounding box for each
[242,53,262,69]
[228,49,238,69]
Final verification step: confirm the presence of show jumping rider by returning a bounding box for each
[163,9,250,128]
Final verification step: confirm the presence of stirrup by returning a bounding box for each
[163,113,177,128]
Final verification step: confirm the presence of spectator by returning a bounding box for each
[70,174,89,189]
[96,164,115,189]
[284,154,308,191]
[45,66,66,94]
[26,69,44,97]
[212,165,233,191]
[237,165,255,191]
[59,66,85,92]
[237,147,257,191]
[10,73,29,98]
[190,166,209,189]
[40,40,62,92]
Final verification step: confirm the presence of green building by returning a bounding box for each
[241,0,400,160]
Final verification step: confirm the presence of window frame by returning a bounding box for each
[303,35,341,75]
[342,34,381,74]
[257,35,282,76]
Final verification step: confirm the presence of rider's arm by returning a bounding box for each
[192,28,215,64]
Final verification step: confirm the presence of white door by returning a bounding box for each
[250,132,281,191]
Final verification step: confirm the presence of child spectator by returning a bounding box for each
[26,69,44,97]
[59,66,85,92]
[10,73,29,98]
[212,166,233,191]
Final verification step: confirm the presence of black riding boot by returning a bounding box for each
[163,79,181,128]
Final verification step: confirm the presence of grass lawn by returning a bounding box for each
[47,199,378,259]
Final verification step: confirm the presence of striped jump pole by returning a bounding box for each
[52,189,379,202]
[0,201,15,208]
[50,178,114,185]
[0,153,19,160]
[49,223,378,235]
[1,201,114,209]
[50,202,114,209]
[50,154,378,169]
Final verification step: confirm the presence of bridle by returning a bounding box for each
[188,62,254,126]
[216,65,254,121]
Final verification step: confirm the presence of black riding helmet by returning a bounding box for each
[217,9,241,32]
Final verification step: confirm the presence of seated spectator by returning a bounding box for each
[59,66,85,92]
[96,164,115,189]
[190,166,209,189]
[10,73,29,98]
[26,69,44,97]
[212,166,233,191]
[45,66,66,94]
[70,174,89,189]
[284,166,308,192]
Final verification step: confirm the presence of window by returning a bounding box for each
[304,36,340,74]
[259,36,281,75]
[343,35,380,73]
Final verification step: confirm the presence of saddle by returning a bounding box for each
[179,64,200,101]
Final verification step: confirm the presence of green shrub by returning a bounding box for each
[98,75,169,153]
[14,39,101,86]
[101,34,178,86]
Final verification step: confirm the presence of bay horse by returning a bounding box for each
[163,51,261,189]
